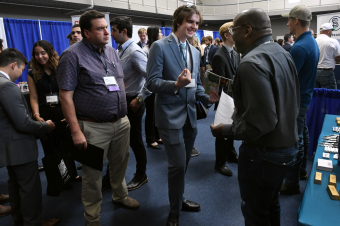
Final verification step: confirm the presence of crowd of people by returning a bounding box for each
[0,3,339,226]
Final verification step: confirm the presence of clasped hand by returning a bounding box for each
[175,69,191,89]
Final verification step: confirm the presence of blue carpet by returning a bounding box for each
[0,109,312,226]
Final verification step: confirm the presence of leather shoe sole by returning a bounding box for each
[127,174,149,191]
[43,218,61,226]
[215,165,233,176]
[147,144,162,149]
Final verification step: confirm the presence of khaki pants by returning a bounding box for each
[78,116,130,223]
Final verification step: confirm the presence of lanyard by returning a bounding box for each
[84,41,109,75]
[119,41,134,58]
[45,73,53,94]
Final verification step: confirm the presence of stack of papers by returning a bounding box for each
[317,159,333,172]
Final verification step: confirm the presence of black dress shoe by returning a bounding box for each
[166,212,179,226]
[77,164,82,170]
[215,165,233,176]
[127,174,148,191]
[280,183,300,195]
[181,200,200,212]
[300,170,308,180]
[38,165,44,172]
[147,143,162,149]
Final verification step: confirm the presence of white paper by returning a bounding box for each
[185,79,195,88]
[214,91,234,126]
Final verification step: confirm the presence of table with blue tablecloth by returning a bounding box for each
[298,114,340,226]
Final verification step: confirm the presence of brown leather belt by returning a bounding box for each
[82,118,118,123]
[317,68,333,71]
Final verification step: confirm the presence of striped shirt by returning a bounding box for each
[316,34,340,69]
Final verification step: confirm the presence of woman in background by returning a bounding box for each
[142,26,163,149]
[28,40,80,181]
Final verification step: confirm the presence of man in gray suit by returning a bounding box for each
[0,48,59,226]
[147,5,219,226]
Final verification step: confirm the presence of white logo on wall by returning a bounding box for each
[58,160,68,177]
[329,16,340,31]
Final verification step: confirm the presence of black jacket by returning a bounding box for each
[203,45,218,66]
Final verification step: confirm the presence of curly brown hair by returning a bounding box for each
[30,40,59,82]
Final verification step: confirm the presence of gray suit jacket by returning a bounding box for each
[147,34,210,130]
[0,74,49,167]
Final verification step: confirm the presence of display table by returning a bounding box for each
[298,114,340,226]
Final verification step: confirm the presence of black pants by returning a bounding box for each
[39,105,64,156]
[144,93,160,144]
[215,138,237,167]
[126,95,147,175]
[7,161,43,226]
[39,105,78,177]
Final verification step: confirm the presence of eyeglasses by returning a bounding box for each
[228,24,247,36]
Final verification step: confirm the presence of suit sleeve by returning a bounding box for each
[211,54,225,78]
[0,82,49,137]
[147,42,177,96]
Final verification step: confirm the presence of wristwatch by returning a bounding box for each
[137,96,143,103]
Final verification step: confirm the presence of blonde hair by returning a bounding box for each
[138,28,147,35]
[219,22,233,41]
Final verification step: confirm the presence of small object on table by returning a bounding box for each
[317,159,333,172]
[314,172,322,185]
[326,185,340,200]
[323,153,330,159]
[334,154,338,160]
[329,174,337,187]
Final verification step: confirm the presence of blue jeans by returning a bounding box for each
[238,143,297,226]
[315,69,336,89]
[284,107,309,186]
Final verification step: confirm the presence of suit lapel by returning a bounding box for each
[168,35,185,71]
[222,46,236,74]
[187,42,195,73]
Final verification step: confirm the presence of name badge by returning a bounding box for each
[185,79,195,88]
[103,76,120,92]
[46,94,59,104]
[103,76,117,86]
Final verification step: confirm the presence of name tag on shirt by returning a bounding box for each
[46,94,59,104]
[185,79,195,88]
[103,76,120,91]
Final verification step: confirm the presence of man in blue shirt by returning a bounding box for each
[281,5,320,195]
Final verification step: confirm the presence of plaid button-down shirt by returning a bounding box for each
[56,39,127,122]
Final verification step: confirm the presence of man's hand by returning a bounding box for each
[209,90,220,104]
[210,123,225,138]
[175,69,191,89]
[46,120,55,133]
[72,131,88,150]
[130,98,141,112]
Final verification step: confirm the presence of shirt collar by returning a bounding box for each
[242,35,273,58]
[118,39,134,51]
[82,39,106,54]
[295,31,312,43]
[0,70,11,81]
[223,44,233,53]
[171,33,187,47]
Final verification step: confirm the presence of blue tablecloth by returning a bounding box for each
[298,114,340,226]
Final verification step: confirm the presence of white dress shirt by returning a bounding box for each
[171,33,192,72]
[0,70,10,81]
[316,34,340,69]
